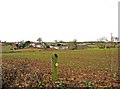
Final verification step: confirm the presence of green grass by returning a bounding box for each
[2,47,118,74]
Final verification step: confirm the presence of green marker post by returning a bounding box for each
[52,54,58,82]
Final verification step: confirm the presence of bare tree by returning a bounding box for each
[73,39,77,49]
[37,38,42,44]
[54,40,57,43]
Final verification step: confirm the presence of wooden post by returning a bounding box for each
[52,54,58,82]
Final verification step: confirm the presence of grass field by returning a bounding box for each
[2,46,119,88]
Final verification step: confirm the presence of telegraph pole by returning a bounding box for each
[110,33,113,42]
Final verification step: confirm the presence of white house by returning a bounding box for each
[30,43,36,47]
[50,43,68,50]
[35,44,42,48]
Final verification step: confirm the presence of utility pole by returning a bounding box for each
[110,33,113,42]
[110,33,112,42]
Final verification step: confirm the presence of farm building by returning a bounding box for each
[1,41,7,46]
[35,44,43,48]
[30,42,46,49]
[77,43,88,49]
[30,43,36,47]
[50,43,68,50]
[12,43,18,50]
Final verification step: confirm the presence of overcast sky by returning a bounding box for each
[0,0,119,42]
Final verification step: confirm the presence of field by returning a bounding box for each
[1,46,120,88]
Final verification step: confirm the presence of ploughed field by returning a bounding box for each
[2,48,120,88]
